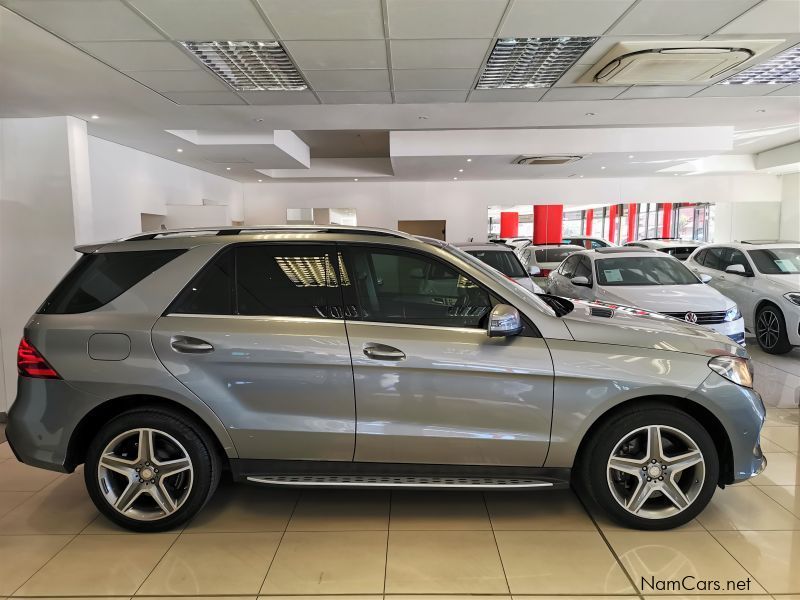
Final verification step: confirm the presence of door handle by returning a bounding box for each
[363,342,406,361]
[170,335,214,354]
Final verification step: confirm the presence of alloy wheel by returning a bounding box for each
[757,309,780,350]
[97,428,194,521]
[606,425,705,520]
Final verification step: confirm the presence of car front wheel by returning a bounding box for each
[84,407,221,532]
[577,405,719,530]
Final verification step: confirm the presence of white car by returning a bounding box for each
[454,243,544,293]
[562,235,615,249]
[686,241,800,354]
[625,238,702,261]
[547,247,745,345]
[517,244,584,288]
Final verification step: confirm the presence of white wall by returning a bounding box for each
[780,173,800,241]
[243,174,783,243]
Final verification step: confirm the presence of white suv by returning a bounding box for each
[625,238,702,261]
[686,241,800,354]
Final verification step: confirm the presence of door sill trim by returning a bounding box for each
[246,474,555,489]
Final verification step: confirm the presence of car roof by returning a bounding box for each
[634,239,701,248]
[453,242,513,252]
[594,247,658,255]
[529,244,585,250]
[703,241,800,250]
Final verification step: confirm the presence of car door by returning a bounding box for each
[716,248,758,327]
[152,243,356,461]
[699,247,749,312]
[549,254,579,296]
[338,243,554,467]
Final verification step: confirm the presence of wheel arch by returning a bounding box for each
[573,395,734,486]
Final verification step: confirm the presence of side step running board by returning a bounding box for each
[247,474,555,489]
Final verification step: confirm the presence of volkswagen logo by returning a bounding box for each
[684,312,698,324]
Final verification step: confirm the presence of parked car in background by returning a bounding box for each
[454,243,544,293]
[517,244,584,287]
[7,225,766,533]
[562,236,615,250]
[505,238,533,251]
[686,241,800,354]
[548,248,745,345]
[625,238,702,261]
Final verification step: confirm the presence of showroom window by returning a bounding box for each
[341,246,492,329]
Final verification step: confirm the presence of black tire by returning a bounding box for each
[575,404,719,530]
[755,304,792,355]
[84,407,221,532]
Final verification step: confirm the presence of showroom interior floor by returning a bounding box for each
[0,339,798,598]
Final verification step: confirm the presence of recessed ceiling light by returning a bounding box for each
[720,43,800,85]
[453,177,458,180]
[600,166,606,170]
[90,114,99,119]
[177,148,183,153]
[466,158,472,162]
[257,179,263,182]
[353,178,359,181]
[458,169,464,172]
[628,154,634,159]
[254,118,264,122]
[673,173,679,176]
[181,40,306,91]
[226,167,231,171]
[477,37,598,89]
[579,175,584,178]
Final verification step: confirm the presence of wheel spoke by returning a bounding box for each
[137,429,155,464]
[666,449,703,475]
[608,456,645,476]
[115,481,143,513]
[646,425,664,462]
[99,454,137,476]
[626,479,654,514]
[147,482,177,515]
[156,457,192,478]
[660,477,690,510]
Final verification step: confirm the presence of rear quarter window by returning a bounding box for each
[39,250,185,314]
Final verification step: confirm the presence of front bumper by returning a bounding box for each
[708,317,746,346]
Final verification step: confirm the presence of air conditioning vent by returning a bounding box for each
[578,40,782,85]
[513,155,582,165]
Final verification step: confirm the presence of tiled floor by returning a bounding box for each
[0,339,798,598]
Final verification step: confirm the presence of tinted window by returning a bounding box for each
[575,256,593,281]
[704,247,727,271]
[748,248,800,274]
[535,247,579,263]
[170,249,234,315]
[693,249,707,265]
[465,250,526,278]
[40,250,184,314]
[236,245,341,318]
[727,249,753,275]
[342,247,492,328]
[596,257,700,286]
[559,255,580,278]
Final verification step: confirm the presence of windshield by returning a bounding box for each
[535,247,579,263]
[465,250,527,278]
[596,256,700,286]
[747,248,800,274]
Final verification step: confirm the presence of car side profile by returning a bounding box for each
[562,236,615,250]
[516,244,585,287]
[686,241,800,354]
[8,226,765,532]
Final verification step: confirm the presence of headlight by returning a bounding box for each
[784,292,800,306]
[708,355,753,388]
[724,305,741,321]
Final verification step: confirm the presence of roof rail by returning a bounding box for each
[120,224,418,242]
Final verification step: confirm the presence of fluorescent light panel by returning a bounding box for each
[477,37,598,89]
[720,43,800,85]
[181,41,307,91]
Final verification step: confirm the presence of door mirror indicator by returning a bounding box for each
[487,304,523,337]
[570,276,591,287]
[725,264,747,276]
[528,265,541,276]
[698,273,712,283]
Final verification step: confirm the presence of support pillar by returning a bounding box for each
[585,209,593,236]
[627,203,638,242]
[533,204,563,245]
[662,203,673,238]
[499,211,519,238]
[607,204,618,244]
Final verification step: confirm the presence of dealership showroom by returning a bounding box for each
[2,0,800,597]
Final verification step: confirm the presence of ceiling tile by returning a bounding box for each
[285,41,387,70]
[304,69,390,91]
[257,0,384,39]
[163,91,245,105]
[127,69,229,92]
[387,0,507,39]
[694,83,790,96]
[394,90,468,103]
[615,85,708,99]
[239,90,319,104]
[718,0,800,34]
[238,90,319,104]
[77,41,197,71]
[393,68,477,90]
[611,0,761,35]
[391,39,491,69]
[501,0,635,36]
[541,86,628,100]
[469,88,548,101]
[3,0,162,41]
[317,91,393,104]
[127,0,273,40]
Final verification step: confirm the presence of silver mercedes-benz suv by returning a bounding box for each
[7,226,766,532]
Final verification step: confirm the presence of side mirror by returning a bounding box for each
[487,304,523,337]
[725,264,747,276]
[528,265,541,276]
[570,275,591,287]
[699,273,712,283]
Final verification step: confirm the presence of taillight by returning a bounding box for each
[539,269,551,277]
[17,338,60,379]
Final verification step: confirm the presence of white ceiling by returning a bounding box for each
[0,0,798,183]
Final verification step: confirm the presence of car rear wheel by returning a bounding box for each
[576,405,718,530]
[84,408,221,532]
[755,304,792,354]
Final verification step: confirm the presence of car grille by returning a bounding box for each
[662,310,727,325]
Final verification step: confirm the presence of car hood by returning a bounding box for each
[561,298,747,358]
[595,284,734,313]
[763,273,800,290]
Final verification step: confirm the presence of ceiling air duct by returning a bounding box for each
[513,156,582,166]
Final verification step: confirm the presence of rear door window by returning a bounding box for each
[40,250,185,314]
